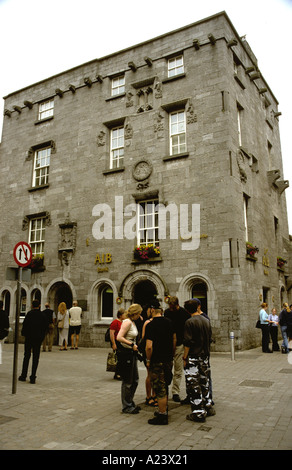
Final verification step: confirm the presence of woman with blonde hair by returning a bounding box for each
[57,302,69,350]
[117,304,142,414]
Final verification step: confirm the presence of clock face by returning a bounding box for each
[133,160,152,181]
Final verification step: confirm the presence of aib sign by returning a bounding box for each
[13,242,32,267]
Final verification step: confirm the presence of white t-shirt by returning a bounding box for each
[69,306,82,326]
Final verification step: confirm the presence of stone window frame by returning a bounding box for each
[169,109,187,156]
[37,98,54,122]
[110,125,124,170]
[111,74,125,97]
[136,198,160,248]
[168,54,184,78]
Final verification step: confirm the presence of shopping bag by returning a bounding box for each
[106,351,117,372]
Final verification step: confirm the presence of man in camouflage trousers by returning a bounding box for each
[183,299,215,422]
[145,301,176,425]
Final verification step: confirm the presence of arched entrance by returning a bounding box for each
[47,281,73,313]
[192,282,208,314]
[119,269,168,310]
[133,280,157,308]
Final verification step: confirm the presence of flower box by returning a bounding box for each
[133,244,160,261]
[277,257,287,270]
[30,254,45,271]
[246,242,259,259]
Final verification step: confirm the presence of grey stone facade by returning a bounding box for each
[0,12,291,350]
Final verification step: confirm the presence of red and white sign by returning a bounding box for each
[13,242,32,267]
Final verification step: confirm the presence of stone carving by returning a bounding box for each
[186,101,197,124]
[126,91,134,107]
[267,170,289,194]
[59,214,77,266]
[132,160,153,181]
[154,111,164,133]
[97,130,106,146]
[154,80,162,98]
[236,150,247,183]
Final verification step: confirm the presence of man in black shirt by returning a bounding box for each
[19,299,48,384]
[164,296,190,402]
[145,301,176,425]
[183,299,215,422]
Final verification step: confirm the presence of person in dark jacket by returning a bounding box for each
[19,299,48,383]
[183,299,215,423]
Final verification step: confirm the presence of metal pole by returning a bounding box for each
[12,267,22,394]
[230,331,235,361]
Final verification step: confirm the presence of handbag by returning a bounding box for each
[106,351,117,372]
[256,319,262,329]
[58,316,65,329]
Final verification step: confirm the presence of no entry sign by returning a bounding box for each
[13,241,32,267]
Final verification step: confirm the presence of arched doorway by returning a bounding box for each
[133,280,157,308]
[192,281,208,315]
[48,281,73,313]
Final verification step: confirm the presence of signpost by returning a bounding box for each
[12,242,32,394]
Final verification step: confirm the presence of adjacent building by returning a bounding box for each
[0,11,291,350]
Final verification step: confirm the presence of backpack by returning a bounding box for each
[105,328,111,342]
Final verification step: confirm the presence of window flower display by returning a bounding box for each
[133,244,160,260]
[277,257,287,269]
[246,242,259,258]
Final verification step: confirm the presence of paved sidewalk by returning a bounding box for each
[0,342,291,452]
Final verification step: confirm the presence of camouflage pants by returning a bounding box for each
[184,355,212,419]
[149,362,173,399]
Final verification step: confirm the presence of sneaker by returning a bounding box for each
[186,413,206,423]
[206,406,216,416]
[148,413,168,425]
[172,394,181,402]
[122,407,139,414]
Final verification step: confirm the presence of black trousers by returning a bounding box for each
[269,326,279,351]
[20,338,42,379]
[261,325,271,352]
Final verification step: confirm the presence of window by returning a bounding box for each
[101,286,113,318]
[110,127,124,169]
[137,200,159,246]
[29,217,46,256]
[170,111,186,155]
[168,55,184,78]
[38,99,54,120]
[32,146,51,187]
[243,194,249,241]
[111,75,125,96]
[237,102,243,146]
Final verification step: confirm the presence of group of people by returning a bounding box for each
[109,296,214,425]
[258,302,292,354]
[18,300,82,383]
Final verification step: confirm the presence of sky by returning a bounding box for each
[0,0,291,231]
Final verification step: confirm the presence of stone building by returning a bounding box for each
[0,11,291,350]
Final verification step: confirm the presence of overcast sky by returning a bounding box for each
[0,0,291,231]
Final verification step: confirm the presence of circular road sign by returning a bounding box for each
[13,242,33,267]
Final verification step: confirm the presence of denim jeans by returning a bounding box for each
[281,326,289,352]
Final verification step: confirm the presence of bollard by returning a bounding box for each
[230,331,235,361]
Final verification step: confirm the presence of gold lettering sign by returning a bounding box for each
[94,253,112,264]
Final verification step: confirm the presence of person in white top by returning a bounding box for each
[69,301,82,349]
[117,304,142,414]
